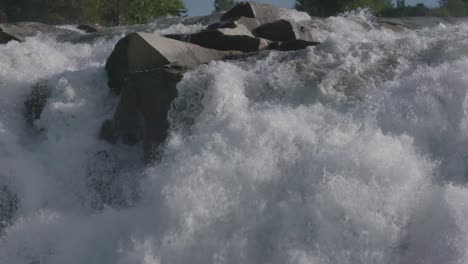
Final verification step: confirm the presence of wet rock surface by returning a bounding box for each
[0,178,19,234]
[106,32,236,95]
[23,79,51,128]
[0,22,78,44]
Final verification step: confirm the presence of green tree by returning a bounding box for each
[214,0,236,12]
[439,0,468,16]
[295,0,393,17]
[128,0,186,24]
[0,8,6,22]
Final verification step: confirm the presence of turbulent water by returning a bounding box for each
[2,9,468,264]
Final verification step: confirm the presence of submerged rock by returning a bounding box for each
[23,79,51,127]
[0,179,19,233]
[269,39,320,51]
[106,32,237,95]
[87,150,141,210]
[101,67,183,162]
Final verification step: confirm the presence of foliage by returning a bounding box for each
[294,0,392,17]
[128,0,186,24]
[295,0,468,17]
[380,3,433,16]
[0,0,186,25]
[213,0,237,13]
[0,8,7,22]
[439,0,468,16]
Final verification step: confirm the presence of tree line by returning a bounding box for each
[295,0,468,17]
[0,0,186,25]
[2,0,468,25]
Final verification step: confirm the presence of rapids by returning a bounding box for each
[1,9,468,264]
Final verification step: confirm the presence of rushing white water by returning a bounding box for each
[1,10,468,264]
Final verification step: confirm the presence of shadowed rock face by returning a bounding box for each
[103,33,240,161]
[253,19,314,42]
[100,67,183,162]
[23,80,51,128]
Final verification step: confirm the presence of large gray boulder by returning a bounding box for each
[221,1,286,23]
[0,22,76,44]
[106,32,237,95]
[165,24,269,52]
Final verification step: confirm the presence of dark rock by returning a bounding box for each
[221,1,285,22]
[0,179,19,233]
[0,22,76,44]
[165,26,269,52]
[77,24,100,33]
[269,39,320,51]
[101,67,184,162]
[24,80,51,127]
[106,32,237,95]
[208,16,263,32]
[0,27,20,44]
[99,119,118,144]
[253,19,314,42]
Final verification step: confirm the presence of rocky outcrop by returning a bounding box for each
[104,33,239,160]
[106,32,237,95]
[165,25,269,52]
[165,3,318,53]
[102,2,326,162]
[0,22,76,44]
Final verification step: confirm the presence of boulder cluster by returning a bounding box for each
[101,1,320,162]
[14,1,321,162]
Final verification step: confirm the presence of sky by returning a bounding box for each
[182,0,440,16]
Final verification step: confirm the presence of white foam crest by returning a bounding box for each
[154,23,206,35]
[55,25,86,33]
